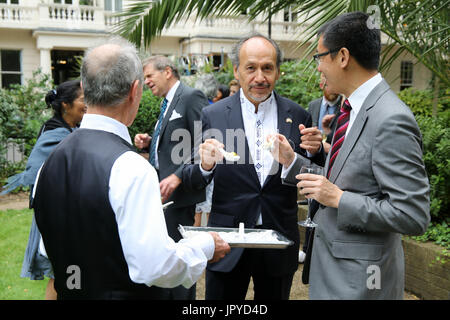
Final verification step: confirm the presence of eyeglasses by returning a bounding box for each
[313,48,340,64]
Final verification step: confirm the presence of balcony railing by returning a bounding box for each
[0,2,302,39]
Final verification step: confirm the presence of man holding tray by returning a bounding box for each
[32,38,230,300]
[182,33,325,300]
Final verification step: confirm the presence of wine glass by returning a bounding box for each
[298,165,323,228]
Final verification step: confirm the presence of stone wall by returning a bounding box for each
[403,238,449,300]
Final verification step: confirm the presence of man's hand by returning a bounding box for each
[296,173,344,208]
[299,124,323,155]
[208,232,231,263]
[269,133,295,168]
[159,174,181,203]
[199,139,224,171]
[323,142,331,154]
[134,133,151,149]
[321,114,336,136]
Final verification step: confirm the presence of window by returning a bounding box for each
[0,50,22,89]
[105,0,122,12]
[53,0,73,4]
[0,1,20,4]
[400,61,413,91]
[283,6,298,23]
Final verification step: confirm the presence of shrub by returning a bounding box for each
[0,70,52,184]
[398,87,446,117]
[415,110,450,222]
[275,60,323,108]
[128,88,162,145]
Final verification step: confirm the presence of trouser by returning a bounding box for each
[205,248,294,300]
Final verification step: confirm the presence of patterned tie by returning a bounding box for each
[149,98,168,167]
[327,99,352,178]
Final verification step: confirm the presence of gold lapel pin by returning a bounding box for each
[286,118,292,123]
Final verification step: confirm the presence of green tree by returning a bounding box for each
[115,0,449,88]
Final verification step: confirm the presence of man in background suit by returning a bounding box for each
[308,73,342,154]
[282,12,430,299]
[182,33,325,300]
[134,55,209,300]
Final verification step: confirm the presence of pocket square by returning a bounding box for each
[169,110,182,121]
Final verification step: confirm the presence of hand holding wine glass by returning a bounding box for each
[298,165,323,228]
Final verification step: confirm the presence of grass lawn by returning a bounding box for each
[0,209,47,300]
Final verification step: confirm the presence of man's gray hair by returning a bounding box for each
[142,55,180,80]
[81,37,143,107]
[230,32,284,69]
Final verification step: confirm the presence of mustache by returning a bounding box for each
[249,83,271,89]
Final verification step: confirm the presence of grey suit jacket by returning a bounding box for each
[154,82,209,208]
[285,79,430,299]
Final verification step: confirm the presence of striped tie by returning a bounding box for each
[149,98,168,167]
[327,99,352,178]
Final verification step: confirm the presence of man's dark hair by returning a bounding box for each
[317,11,381,71]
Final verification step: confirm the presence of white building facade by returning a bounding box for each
[0,0,431,90]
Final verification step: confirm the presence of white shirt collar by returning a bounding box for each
[240,88,275,115]
[165,80,180,104]
[347,73,383,114]
[80,114,132,145]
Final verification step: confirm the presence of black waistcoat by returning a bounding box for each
[33,129,167,300]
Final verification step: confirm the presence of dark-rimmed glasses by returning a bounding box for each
[313,48,340,64]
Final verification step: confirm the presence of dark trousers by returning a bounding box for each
[164,204,197,300]
[205,248,294,300]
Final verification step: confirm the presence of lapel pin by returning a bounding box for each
[286,118,292,123]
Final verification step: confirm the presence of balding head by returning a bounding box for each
[81,37,143,108]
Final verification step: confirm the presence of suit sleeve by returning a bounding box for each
[173,89,209,179]
[181,107,214,191]
[337,112,430,236]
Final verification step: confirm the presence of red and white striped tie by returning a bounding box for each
[327,99,352,178]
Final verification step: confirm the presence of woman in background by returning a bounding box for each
[2,80,86,299]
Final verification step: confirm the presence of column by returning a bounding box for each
[40,48,52,76]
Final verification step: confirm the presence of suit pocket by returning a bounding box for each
[331,240,382,261]
[208,212,235,227]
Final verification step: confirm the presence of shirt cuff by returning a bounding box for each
[183,232,215,261]
[281,153,299,179]
[199,162,216,177]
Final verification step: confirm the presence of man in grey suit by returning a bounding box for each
[134,55,209,299]
[281,12,430,299]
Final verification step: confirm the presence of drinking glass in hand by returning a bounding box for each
[298,165,323,228]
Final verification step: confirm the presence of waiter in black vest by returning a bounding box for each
[32,37,230,300]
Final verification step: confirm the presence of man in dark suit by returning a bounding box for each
[182,33,325,300]
[308,73,342,154]
[134,55,209,300]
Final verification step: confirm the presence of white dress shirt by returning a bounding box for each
[346,73,383,136]
[37,113,214,289]
[153,80,181,169]
[201,89,278,225]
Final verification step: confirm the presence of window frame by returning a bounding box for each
[0,49,22,89]
[400,60,413,91]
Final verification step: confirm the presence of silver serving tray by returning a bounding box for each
[178,226,294,249]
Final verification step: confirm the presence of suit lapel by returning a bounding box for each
[158,82,183,141]
[311,99,321,127]
[276,92,293,141]
[328,80,390,183]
